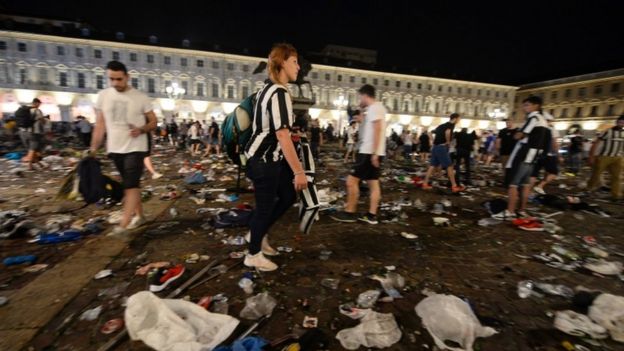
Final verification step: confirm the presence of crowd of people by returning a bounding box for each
[0,44,622,274]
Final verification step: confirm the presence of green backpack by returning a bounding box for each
[221,94,256,166]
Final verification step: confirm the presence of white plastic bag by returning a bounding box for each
[125,291,239,351]
[336,311,402,350]
[415,294,497,351]
[589,293,624,343]
[239,292,277,320]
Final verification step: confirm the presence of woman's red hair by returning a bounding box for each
[268,43,298,83]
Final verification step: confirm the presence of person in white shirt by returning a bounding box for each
[331,84,386,225]
[401,130,413,161]
[188,121,201,155]
[76,116,92,147]
[90,61,157,235]
[343,120,358,163]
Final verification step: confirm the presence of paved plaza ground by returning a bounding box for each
[0,142,623,351]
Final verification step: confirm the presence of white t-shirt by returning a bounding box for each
[189,124,200,140]
[358,102,387,156]
[402,133,413,146]
[347,125,358,144]
[95,87,152,154]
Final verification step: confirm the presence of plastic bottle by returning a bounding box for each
[3,255,37,266]
[33,230,82,244]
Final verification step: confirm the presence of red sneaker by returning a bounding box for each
[518,221,544,232]
[149,264,185,292]
[451,185,466,193]
[512,218,537,227]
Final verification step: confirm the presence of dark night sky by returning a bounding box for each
[2,0,623,85]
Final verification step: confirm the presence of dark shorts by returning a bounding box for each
[420,145,431,153]
[351,153,383,180]
[505,162,534,187]
[430,144,453,168]
[532,155,559,177]
[29,133,44,152]
[109,152,147,189]
[189,138,202,145]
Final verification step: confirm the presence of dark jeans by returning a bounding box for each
[454,148,472,184]
[311,142,320,160]
[80,132,92,147]
[568,152,582,174]
[246,158,296,255]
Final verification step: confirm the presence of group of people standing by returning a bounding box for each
[10,43,619,276]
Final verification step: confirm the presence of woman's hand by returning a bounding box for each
[294,173,308,191]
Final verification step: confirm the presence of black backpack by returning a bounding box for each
[77,158,123,204]
[15,106,34,129]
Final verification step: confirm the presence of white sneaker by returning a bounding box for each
[107,226,128,236]
[244,252,278,272]
[533,186,546,195]
[244,232,278,256]
[107,210,123,224]
[554,310,608,339]
[152,172,163,180]
[127,216,146,230]
[491,210,517,221]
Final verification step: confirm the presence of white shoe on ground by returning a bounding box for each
[244,252,278,272]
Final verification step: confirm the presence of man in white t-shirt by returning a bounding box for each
[90,61,157,235]
[331,84,386,225]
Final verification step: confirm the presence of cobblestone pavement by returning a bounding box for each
[1,144,623,351]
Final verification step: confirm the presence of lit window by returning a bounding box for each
[197,60,204,67]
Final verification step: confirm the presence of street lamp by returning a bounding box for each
[333,94,348,138]
[487,108,506,119]
[165,82,186,121]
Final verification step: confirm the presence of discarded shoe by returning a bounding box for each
[244,252,278,272]
[149,264,185,292]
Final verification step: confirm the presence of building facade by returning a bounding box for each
[0,30,516,133]
[514,69,624,134]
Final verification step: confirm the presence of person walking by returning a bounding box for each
[90,60,157,234]
[243,43,307,272]
[76,116,92,147]
[401,130,413,161]
[330,84,386,225]
[531,113,560,195]
[309,119,323,161]
[203,117,221,157]
[421,113,465,192]
[454,127,477,186]
[344,120,358,163]
[495,119,518,169]
[587,115,624,201]
[418,128,431,162]
[493,96,549,220]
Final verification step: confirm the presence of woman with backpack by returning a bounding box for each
[243,43,308,272]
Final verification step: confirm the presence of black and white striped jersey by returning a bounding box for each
[506,111,549,167]
[245,80,293,162]
[597,127,624,157]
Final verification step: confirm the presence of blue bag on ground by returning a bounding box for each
[211,208,252,228]
[184,171,207,185]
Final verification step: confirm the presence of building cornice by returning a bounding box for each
[0,30,517,90]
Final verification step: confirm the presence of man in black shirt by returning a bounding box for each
[495,119,518,169]
[454,128,477,185]
[309,118,323,160]
[422,113,465,192]
[203,117,221,157]
[567,127,584,174]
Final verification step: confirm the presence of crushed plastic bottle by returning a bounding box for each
[169,208,179,218]
[534,282,574,298]
[80,305,103,321]
[357,290,381,308]
[517,280,543,299]
[238,278,254,294]
[478,218,502,227]
[552,245,579,261]
[321,278,340,290]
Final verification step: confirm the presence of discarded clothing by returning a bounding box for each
[210,208,252,229]
[125,291,239,351]
[415,294,497,351]
[185,171,207,185]
[336,311,402,350]
[589,293,624,342]
[213,337,267,351]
